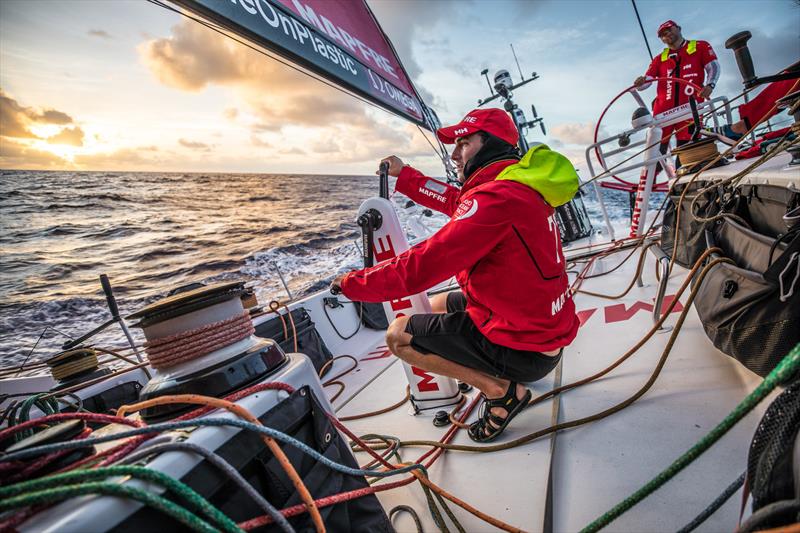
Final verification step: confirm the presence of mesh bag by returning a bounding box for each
[254,307,333,374]
[737,184,800,238]
[692,219,799,376]
[660,181,738,268]
[744,378,800,527]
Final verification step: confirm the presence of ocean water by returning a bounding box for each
[0,170,653,370]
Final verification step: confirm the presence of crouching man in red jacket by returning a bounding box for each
[332,108,580,442]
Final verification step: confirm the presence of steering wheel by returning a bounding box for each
[593,77,705,187]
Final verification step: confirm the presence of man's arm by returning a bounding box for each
[394,166,461,216]
[634,57,660,91]
[340,188,510,302]
[699,41,720,99]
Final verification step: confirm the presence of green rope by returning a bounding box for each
[12,394,59,441]
[581,342,800,533]
[0,482,221,533]
[0,466,242,533]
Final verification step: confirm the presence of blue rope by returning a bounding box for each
[0,417,427,480]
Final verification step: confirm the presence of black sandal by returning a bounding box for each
[468,381,532,443]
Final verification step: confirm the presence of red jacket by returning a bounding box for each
[645,39,717,115]
[340,159,579,352]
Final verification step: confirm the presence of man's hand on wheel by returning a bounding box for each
[699,85,713,99]
[633,76,647,88]
[377,156,405,177]
[330,273,346,295]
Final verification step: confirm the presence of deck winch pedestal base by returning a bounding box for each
[356,196,461,414]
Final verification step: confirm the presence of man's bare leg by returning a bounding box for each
[429,291,450,313]
[386,316,527,433]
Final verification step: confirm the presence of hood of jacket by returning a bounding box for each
[495,144,579,207]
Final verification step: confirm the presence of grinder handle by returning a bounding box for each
[725,31,756,86]
[100,274,120,320]
[379,161,389,200]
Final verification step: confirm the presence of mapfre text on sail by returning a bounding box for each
[232,0,418,113]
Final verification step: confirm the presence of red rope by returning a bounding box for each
[0,412,142,443]
[4,428,93,484]
[145,311,254,369]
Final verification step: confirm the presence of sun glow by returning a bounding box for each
[37,142,79,162]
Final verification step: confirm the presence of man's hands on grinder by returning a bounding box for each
[332,156,406,294]
[377,155,405,177]
[330,273,346,295]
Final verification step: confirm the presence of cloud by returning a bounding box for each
[38,109,73,125]
[74,146,168,169]
[0,138,66,168]
[367,0,460,102]
[139,19,431,166]
[139,21,248,92]
[250,135,271,148]
[88,29,112,40]
[279,147,306,155]
[223,107,238,120]
[47,126,85,146]
[1,90,75,140]
[550,122,605,145]
[179,138,211,150]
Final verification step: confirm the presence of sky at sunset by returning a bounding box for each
[1,0,798,176]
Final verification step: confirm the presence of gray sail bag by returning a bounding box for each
[692,215,799,377]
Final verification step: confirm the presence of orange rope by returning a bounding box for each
[117,394,326,533]
[280,302,298,353]
[755,524,800,533]
[268,301,289,340]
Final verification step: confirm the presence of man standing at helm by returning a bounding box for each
[331,108,580,443]
[633,20,721,155]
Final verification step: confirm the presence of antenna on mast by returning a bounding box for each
[510,44,524,80]
[480,69,494,96]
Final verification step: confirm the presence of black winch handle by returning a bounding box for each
[379,161,390,200]
[358,213,376,268]
[100,274,121,320]
[61,274,121,350]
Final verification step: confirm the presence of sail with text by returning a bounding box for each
[171,0,430,128]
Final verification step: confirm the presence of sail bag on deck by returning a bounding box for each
[688,183,800,377]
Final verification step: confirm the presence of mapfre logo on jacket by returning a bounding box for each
[454,198,478,220]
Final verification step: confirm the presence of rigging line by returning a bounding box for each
[361,0,456,176]
[146,0,410,127]
[416,125,447,160]
[630,0,654,60]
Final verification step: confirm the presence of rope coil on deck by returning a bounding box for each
[46,349,99,382]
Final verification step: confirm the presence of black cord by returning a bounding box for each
[676,471,746,533]
[322,301,362,340]
[389,505,424,533]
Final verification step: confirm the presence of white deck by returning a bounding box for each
[317,244,771,532]
[679,150,799,188]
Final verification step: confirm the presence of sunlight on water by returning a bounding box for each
[0,170,651,369]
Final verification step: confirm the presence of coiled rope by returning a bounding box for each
[144,311,254,369]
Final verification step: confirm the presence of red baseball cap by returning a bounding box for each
[436,108,519,146]
[657,20,678,36]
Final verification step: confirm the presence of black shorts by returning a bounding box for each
[404,291,562,383]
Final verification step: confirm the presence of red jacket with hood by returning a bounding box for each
[340,146,580,352]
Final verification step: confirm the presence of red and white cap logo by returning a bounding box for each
[657,20,678,36]
[436,108,519,146]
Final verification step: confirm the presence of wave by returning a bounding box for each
[247,194,279,202]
